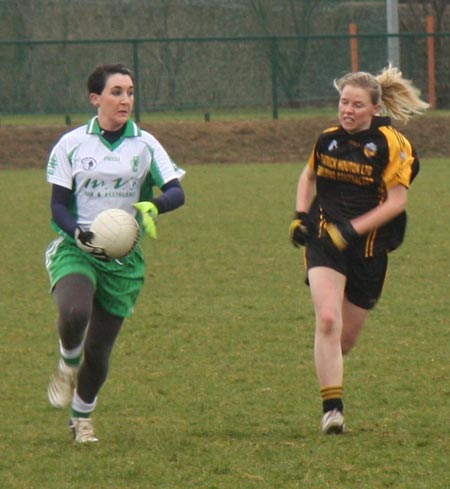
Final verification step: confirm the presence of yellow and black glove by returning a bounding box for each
[323,220,359,252]
[289,212,317,248]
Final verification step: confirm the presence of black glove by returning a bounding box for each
[323,220,359,252]
[289,212,317,248]
[74,227,109,261]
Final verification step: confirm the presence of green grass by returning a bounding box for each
[1,160,450,488]
[2,108,449,127]
[0,107,336,126]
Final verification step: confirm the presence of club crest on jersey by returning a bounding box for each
[328,140,338,151]
[131,156,139,172]
[81,157,97,170]
[363,142,377,159]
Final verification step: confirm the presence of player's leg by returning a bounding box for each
[48,274,95,409]
[308,265,346,434]
[341,300,370,354]
[341,252,388,354]
[68,248,145,442]
[54,274,95,348]
[309,266,346,387]
[70,303,124,443]
[76,303,124,404]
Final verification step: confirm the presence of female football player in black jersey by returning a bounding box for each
[289,65,429,434]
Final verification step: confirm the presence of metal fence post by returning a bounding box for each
[133,40,141,123]
[271,37,279,120]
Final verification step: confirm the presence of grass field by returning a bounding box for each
[2,109,449,127]
[1,160,450,488]
[0,108,339,127]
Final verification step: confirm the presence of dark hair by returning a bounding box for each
[87,63,134,94]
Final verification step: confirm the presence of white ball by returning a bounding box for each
[90,208,140,260]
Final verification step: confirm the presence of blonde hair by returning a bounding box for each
[334,64,430,123]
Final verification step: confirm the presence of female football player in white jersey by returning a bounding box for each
[45,63,185,443]
[289,65,429,434]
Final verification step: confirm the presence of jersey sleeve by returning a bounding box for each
[307,127,338,173]
[307,145,317,171]
[142,133,186,188]
[46,135,75,190]
[379,127,419,190]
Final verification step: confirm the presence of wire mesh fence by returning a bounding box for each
[0,31,448,119]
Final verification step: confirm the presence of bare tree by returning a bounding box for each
[9,1,38,111]
[401,0,448,31]
[400,0,450,107]
[153,0,186,105]
[248,0,325,107]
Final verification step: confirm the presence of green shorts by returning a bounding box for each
[45,237,146,317]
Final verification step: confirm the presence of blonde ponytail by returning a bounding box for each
[376,64,430,123]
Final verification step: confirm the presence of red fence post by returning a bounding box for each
[427,15,436,109]
[349,23,359,72]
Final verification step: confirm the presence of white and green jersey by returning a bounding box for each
[46,116,185,231]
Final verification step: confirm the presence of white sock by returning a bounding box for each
[72,391,97,416]
[59,339,83,359]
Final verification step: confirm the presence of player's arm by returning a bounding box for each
[51,184,107,259]
[51,184,78,237]
[151,179,185,214]
[295,164,317,213]
[134,135,186,237]
[351,184,408,235]
[289,164,318,247]
[133,179,185,239]
[324,184,408,252]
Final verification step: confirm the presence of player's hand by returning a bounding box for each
[323,220,359,252]
[74,228,109,260]
[133,201,159,239]
[289,212,317,248]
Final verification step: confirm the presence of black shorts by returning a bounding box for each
[305,240,388,310]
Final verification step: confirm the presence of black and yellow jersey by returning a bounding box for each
[308,116,419,257]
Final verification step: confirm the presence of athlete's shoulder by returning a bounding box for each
[61,124,89,140]
[136,127,164,148]
[377,124,414,152]
[51,124,90,151]
[318,125,341,136]
[133,125,185,179]
[314,125,342,148]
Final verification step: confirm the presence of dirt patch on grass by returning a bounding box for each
[1,115,449,169]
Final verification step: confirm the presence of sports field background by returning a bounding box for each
[1,149,450,487]
[2,112,450,170]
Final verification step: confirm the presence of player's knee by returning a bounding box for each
[61,303,91,329]
[316,309,341,338]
